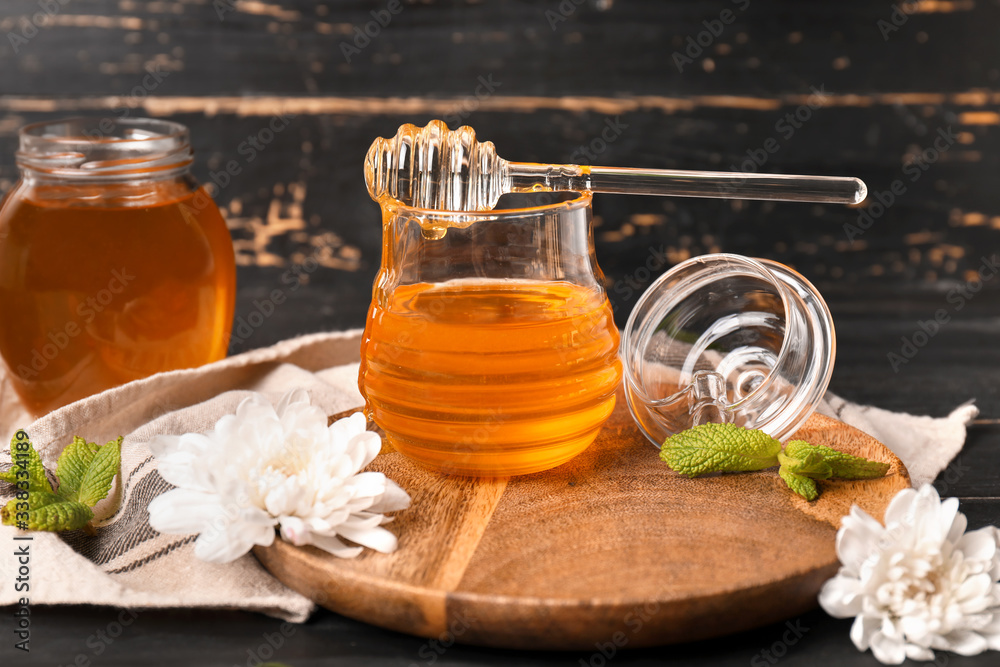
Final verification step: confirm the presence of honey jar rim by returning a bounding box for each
[378,190,592,225]
[16,117,193,181]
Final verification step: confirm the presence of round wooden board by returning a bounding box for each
[254,388,909,650]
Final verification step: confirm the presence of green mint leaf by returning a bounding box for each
[660,423,782,477]
[777,448,832,480]
[785,440,890,480]
[0,430,54,494]
[779,466,819,501]
[75,436,122,507]
[55,436,101,501]
[1,491,94,531]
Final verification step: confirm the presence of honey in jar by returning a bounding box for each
[0,118,236,414]
[359,193,622,476]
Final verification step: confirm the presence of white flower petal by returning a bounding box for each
[314,509,351,530]
[195,520,274,564]
[942,630,990,656]
[154,451,205,490]
[148,489,224,535]
[837,506,885,574]
[870,631,907,665]
[956,573,994,606]
[275,388,311,416]
[264,480,301,517]
[369,481,412,514]
[819,575,864,618]
[148,434,183,458]
[851,614,880,651]
[947,509,969,545]
[328,412,366,446]
[903,644,935,662]
[882,488,918,529]
[934,496,961,543]
[957,528,999,562]
[343,432,379,471]
[339,513,385,531]
[911,485,948,544]
[337,524,399,553]
[278,397,327,441]
[350,471,390,497]
[236,392,279,421]
[899,615,931,642]
[309,533,364,558]
[279,516,310,546]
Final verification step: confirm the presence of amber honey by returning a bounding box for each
[359,279,622,476]
[0,181,235,413]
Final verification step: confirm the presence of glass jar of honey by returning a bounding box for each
[359,192,622,477]
[0,117,236,414]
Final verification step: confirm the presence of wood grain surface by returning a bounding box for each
[253,390,909,650]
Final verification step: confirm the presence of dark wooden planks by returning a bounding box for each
[1,1,998,97]
[2,109,997,347]
[0,1,997,305]
[829,294,1000,417]
[930,426,1000,500]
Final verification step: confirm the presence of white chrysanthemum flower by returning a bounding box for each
[147,390,411,564]
[820,484,1000,664]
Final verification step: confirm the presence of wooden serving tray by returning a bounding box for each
[254,388,909,650]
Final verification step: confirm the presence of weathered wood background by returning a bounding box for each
[0,0,997,410]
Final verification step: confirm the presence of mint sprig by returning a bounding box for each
[660,423,890,501]
[0,431,122,532]
[660,423,782,477]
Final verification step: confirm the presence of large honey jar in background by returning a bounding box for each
[0,118,236,414]
[359,192,622,476]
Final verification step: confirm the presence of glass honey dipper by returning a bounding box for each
[365,119,867,210]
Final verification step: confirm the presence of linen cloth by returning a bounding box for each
[0,329,979,621]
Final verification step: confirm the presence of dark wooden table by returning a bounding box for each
[1,0,999,664]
